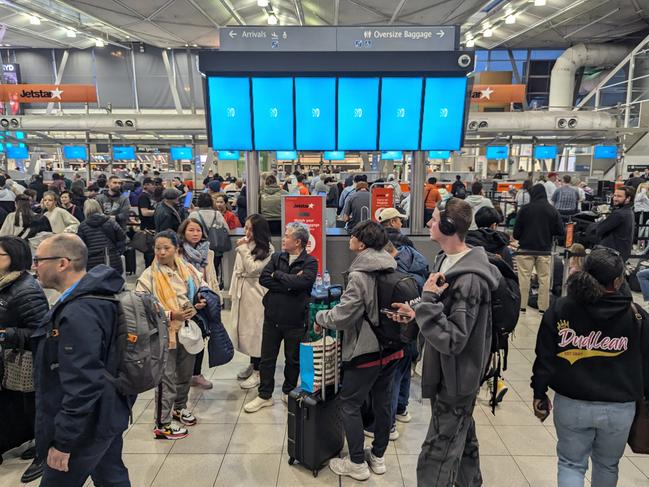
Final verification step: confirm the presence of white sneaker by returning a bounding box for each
[237,364,254,381]
[396,410,412,423]
[329,456,370,481]
[364,427,399,441]
[243,395,274,413]
[240,370,260,390]
[364,448,386,475]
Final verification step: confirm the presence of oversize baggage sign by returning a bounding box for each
[282,195,326,274]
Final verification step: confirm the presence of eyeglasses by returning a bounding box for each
[32,256,74,265]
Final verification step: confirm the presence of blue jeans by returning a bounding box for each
[553,393,635,487]
[637,268,649,301]
[391,342,417,423]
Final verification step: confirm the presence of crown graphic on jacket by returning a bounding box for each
[557,320,569,331]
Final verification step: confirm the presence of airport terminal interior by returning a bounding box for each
[2,0,649,485]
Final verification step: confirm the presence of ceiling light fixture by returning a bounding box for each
[95,38,105,47]
[534,0,546,6]
[505,15,516,24]
[483,28,494,37]
[257,0,269,7]
[466,39,476,47]
[66,29,76,38]
[267,13,278,25]
[29,15,41,25]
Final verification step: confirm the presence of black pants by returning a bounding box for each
[339,360,399,464]
[193,349,204,376]
[40,434,130,487]
[258,322,305,399]
[143,250,154,269]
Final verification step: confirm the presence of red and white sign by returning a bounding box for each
[282,195,326,274]
[371,185,394,221]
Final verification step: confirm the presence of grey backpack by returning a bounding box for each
[54,290,169,396]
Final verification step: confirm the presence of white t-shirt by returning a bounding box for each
[439,248,472,275]
[288,253,299,265]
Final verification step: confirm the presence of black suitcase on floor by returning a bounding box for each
[287,332,344,477]
[124,247,137,275]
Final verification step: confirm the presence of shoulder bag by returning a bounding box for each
[2,349,34,392]
[628,302,649,454]
[197,212,232,254]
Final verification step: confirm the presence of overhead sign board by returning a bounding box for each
[219,26,457,52]
[471,84,526,104]
[0,84,97,103]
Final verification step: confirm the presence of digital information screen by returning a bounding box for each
[252,77,294,150]
[323,151,345,160]
[486,145,509,160]
[338,77,379,151]
[379,77,423,150]
[381,151,403,160]
[295,77,336,151]
[420,77,468,151]
[6,144,29,159]
[208,77,253,151]
[113,146,136,160]
[428,150,451,159]
[276,151,298,160]
[594,145,618,159]
[218,150,240,160]
[63,145,88,160]
[170,147,193,161]
[534,146,558,159]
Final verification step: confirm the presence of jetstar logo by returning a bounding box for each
[0,84,96,103]
[19,87,64,100]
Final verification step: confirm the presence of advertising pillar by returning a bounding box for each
[282,195,326,274]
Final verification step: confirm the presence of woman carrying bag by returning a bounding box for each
[136,230,208,441]
[531,247,649,486]
[0,236,50,483]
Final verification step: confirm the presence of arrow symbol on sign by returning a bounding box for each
[229,30,237,38]
[436,30,445,38]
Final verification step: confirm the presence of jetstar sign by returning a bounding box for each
[0,84,97,103]
[470,84,526,104]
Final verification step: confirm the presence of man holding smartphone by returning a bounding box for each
[391,198,500,486]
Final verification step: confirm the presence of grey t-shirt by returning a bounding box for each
[343,190,371,232]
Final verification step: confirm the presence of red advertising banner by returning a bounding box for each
[0,84,97,103]
[282,195,326,274]
[371,185,394,221]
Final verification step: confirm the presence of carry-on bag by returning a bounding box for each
[287,329,344,477]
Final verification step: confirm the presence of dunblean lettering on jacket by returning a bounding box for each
[558,328,629,352]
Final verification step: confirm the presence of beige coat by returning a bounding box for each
[44,207,79,233]
[228,241,273,357]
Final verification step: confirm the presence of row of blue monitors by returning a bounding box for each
[486,145,558,160]
[207,76,468,152]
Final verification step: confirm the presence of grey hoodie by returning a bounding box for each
[465,194,494,230]
[316,248,397,364]
[414,246,500,399]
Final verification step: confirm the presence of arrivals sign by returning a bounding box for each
[0,84,97,103]
[282,195,326,274]
[471,84,526,104]
[370,185,395,222]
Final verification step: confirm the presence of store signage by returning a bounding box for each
[370,185,394,222]
[282,195,326,274]
[0,84,97,103]
[471,84,526,104]
[219,26,457,52]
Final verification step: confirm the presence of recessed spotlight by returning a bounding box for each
[95,38,105,47]
[66,29,76,38]
[534,0,546,6]
[483,28,494,37]
[258,0,269,6]
[267,13,278,25]
[29,15,41,25]
[506,15,516,24]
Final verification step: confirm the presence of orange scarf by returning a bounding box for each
[151,256,199,312]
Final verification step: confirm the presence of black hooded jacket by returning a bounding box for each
[532,292,649,403]
[596,203,635,261]
[33,266,132,457]
[466,228,513,267]
[77,213,127,274]
[513,184,564,251]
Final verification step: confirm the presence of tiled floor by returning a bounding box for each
[2,309,648,486]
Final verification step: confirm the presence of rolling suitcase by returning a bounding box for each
[287,329,344,477]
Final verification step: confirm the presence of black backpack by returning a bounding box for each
[362,270,421,350]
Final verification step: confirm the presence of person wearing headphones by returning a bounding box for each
[390,198,501,485]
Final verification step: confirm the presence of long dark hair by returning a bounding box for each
[247,214,271,261]
[567,247,624,304]
[177,218,206,247]
[0,236,32,271]
[14,194,34,228]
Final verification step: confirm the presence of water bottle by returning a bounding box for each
[315,273,323,291]
[323,270,331,288]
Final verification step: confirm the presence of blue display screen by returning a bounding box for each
[113,146,136,160]
[420,77,468,151]
[218,150,240,160]
[381,151,403,160]
[0,143,4,153]
[63,145,88,160]
[324,151,345,161]
[208,77,253,151]
[594,145,618,159]
[13,131,25,140]
[338,78,379,150]
[486,145,509,159]
[295,78,336,150]
[379,78,423,150]
[276,151,298,160]
[428,150,451,159]
[170,146,193,161]
[6,144,29,159]
[252,77,294,150]
[534,146,557,159]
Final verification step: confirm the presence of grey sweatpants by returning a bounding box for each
[417,392,482,487]
[155,343,195,426]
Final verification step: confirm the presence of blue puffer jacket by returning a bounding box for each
[33,265,132,458]
[395,245,429,292]
[195,286,234,367]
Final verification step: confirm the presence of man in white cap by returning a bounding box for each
[377,207,407,231]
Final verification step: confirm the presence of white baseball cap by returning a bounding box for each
[377,207,406,223]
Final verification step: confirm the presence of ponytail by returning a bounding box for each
[566,270,605,304]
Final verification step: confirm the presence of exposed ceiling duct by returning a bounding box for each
[549,43,629,110]
[466,110,617,134]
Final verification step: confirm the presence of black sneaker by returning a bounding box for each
[520,308,527,313]
[20,459,44,484]
[153,423,189,440]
